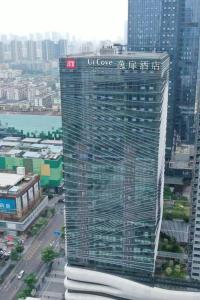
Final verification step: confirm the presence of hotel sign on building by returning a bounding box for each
[87,58,161,71]
[65,57,161,71]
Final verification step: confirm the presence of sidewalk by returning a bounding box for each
[36,257,65,300]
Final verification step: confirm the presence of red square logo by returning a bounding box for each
[66,58,76,69]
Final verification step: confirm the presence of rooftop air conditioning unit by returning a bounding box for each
[17,167,25,176]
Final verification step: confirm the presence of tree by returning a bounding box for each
[174,264,181,277]
[10,249,19,261]
[17,290,27,299]
[41,246,58,264]
[24,273,37,289]
[165,267,172,276]
[30,225,38,236]
[49,208,55,216]
[17,287,32,299]
[15,243,24,253]
[61,226,65,240]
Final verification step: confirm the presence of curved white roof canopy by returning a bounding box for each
[65,266,200,300]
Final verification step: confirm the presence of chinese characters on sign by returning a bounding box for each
[65,58,161,71]
[85,58,161,71]
[0,203,11,209]
[117,60,160,71]
[0,199,16,213]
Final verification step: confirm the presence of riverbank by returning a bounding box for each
[0,110,61,116]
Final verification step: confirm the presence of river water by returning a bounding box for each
[0,114,62,133]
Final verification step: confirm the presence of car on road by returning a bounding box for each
[58,198,65,203]
[17,270,25,279]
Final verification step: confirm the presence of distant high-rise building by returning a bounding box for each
[52,31,61,41]
[57,39,68,57]
[28,33,35,40]
[26,40,37,61]
[128,0,200,149]
[42,40,56,61]
[44,32,51,40]
[0,35,7,43]
[0,42,4,62]
[124,20,128,44]
[35,33,43,41]
[10,40,23,62]
[60,51,169,298]
[81,41,94,53]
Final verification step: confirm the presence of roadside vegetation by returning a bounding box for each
[27,208,55,237]
[41,246,58,264]
[17,273,37,299]
[10,242,24,261]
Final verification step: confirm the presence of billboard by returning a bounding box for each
[0,198,16,214]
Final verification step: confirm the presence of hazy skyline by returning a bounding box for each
[1,0,127,41]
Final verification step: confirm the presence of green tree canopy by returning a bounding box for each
[15,243,24,253]
[24,273,37,289]
[10,249,19,261]
[41,246,58,263]
[17,287,32,299]
[165,267,173,276]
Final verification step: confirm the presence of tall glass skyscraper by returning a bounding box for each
[189,70,200,280]
[178,0,200,143]
[128,0,200,148]
[60,51,169,299]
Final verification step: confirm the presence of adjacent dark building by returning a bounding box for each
[60,52,169,297]
[178,0,200,143]
[128,0,200,149]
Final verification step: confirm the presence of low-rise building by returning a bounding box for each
[0,137,63,191]
[0,170,48,234]
[165,144,194,186]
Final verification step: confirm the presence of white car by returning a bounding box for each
[17,270,24,279]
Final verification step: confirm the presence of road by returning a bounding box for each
[0,202,64,300]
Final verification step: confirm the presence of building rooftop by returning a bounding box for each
[23,151,41,159]
[0,137,63,160]
[22,138,41,143]
[161,220,189,243]
[175,144,194,156]
[0,171,39,196]
[3,137,21,142]
[0,141,20,147]
[65,51,168,60]
[42,139,63,145]
[0,173,24,188]
[169,144,194,170]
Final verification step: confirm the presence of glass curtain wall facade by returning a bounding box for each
[189,50,200,280]
[128,0,200,148]
[128,0,162,51]
[178,0,200,143]
[190,104,200,280]
[60,52,169,278]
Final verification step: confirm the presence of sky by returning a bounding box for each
[1,0,127,41]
